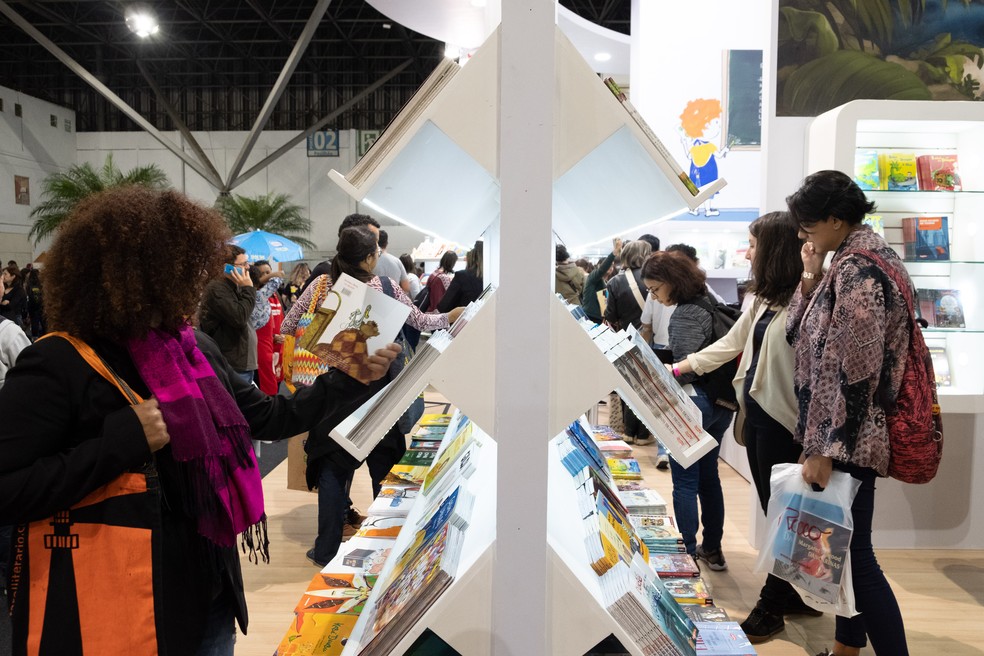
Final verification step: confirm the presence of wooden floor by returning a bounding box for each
[238,404,984,655]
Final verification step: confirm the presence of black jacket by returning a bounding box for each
[199,278,256,371]
[436,270,483,312]
[0,330,384,655]
[604,267,646,331]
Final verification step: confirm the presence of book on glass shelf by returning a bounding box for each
[300,273,411,381]
[916,153,961,191]
[879,152,919,191]
[862,214,884,238]
[901,216,949,260]
[933,289,966,328]
[854,149,880,190]
[926,339,951,387]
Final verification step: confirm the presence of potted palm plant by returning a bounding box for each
[215,192,316,250]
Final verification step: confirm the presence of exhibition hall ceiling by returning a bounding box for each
[0,0,629,132]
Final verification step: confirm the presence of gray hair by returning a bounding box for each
[621,240,652,269]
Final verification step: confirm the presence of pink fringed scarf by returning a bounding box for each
[126,326,268,561]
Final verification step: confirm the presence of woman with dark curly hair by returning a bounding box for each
[0,186,399,656]
[641,250,735,566]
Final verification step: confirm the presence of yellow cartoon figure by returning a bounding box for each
[680,98,728,216]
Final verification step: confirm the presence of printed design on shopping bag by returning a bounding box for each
[771,498,851,603]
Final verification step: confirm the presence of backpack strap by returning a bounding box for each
[624,269,647,311]
[38,332,144,405]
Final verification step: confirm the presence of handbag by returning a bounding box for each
[285,276,341,390]
[9,333,163,654]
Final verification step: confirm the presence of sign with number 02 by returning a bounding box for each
[307,129,339,157]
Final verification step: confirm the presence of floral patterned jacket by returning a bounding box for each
[785,226,912,475]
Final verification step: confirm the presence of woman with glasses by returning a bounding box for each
[641,250,734,567]
[785,170,911,656]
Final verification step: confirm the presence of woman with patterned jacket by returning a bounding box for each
[785,170,911,656]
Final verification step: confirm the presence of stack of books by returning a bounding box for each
[631,515,685,554]
[617,488,668,516]
[853,149,962,191]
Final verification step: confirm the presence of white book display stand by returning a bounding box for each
[325,20,728,656]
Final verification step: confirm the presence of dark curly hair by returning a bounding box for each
[640,251,706,304]
[786,170,876,227]
[44,186,230,342]
[747,212,803,307]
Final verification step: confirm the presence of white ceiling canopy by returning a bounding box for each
[365,0,630,75]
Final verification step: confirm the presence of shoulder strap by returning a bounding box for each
[849,249,915,319]
[307,275,330,314]
[38,332,144,405]
[378,275,394,298]
[624,270,647,311]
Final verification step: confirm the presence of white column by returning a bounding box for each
[493,0,555,653]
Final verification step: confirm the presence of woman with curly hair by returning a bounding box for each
[0,186,399,656]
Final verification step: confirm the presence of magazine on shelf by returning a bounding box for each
[603,77,700,196]
[901,216,949,261]
[304,273,411,380]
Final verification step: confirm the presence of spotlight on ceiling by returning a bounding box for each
[125,6,160,38]
[593,52,612,63]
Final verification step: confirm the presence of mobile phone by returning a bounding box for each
[224,264,237,275]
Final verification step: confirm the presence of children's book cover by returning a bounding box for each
[354,515,406,539]
[916,153,961,191]
[662,577,713,605]
[683,605,731,623]
[419,413,453,427]
[308,273,411,381]
[854,149,880,190]
[649,553,701,578]
[862,214,884,238]
[879,152,918,191]
[934,289,966,328]
[607,457,643,480]
[901,216,949,260]
[275,572,378,656]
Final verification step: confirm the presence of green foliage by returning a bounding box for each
[778,7,840,59]
[782,50,932,115]
[29,154,170,245]
[215,192,316,250]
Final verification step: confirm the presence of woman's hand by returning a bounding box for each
[447,307,465,324]
[801,241,824,277]
[353,343,402,384]
[131,398,170,453]
[273,334,286,344]
[800,454,833,490]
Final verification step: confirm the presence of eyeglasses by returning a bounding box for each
[646,284,663,297]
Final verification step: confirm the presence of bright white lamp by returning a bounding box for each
[125,6,160,37]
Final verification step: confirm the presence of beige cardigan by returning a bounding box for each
[685,300,797,434]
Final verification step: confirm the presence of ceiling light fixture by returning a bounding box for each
[470,0,488,7]
[382,22,392,29]
[125,6,160,38]
[594,52,612,63]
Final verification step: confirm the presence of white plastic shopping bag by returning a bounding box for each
[754,463,861,617]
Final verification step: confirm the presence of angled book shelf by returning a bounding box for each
[328,26,725,249]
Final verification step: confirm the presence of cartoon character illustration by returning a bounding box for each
[679,98,729,216]
[311,303,380,378]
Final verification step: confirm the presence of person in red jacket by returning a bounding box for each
[250,260,285,395]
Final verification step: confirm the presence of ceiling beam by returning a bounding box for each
[228,59,412,192]
[0,0,224,188]
[223,0,333,191]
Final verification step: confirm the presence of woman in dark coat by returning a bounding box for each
[0,186,399,656]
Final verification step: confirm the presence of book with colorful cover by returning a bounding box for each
[418,413,453,427]
[366,485,420,518]
[591,424,625,441]
[649,553,701,578]
[353,515,406,540]
[422,422,478,495]
[397,449,437,467]
[879,152,919,191]
[926,339,950,387]
[275,571,378,656]
[901,216,949,260]
[662,577,714,605]
[306,272,411,381]
[383,463,430,486]
[854,149,880,190]
[411,425,448,440]
[862,214,884,238]
[916,153,961,191]
[607,457,643,480]
[617,489,668,516]
[409,439,441,451]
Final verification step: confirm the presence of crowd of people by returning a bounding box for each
[0,169,915,656]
